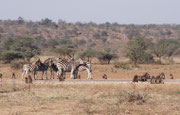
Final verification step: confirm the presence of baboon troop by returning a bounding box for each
[12,72,16,79]
[102,74,107,79]
[0,73,2,82]
[25,75,33,84]
[133,72,166,84]
[132,73,151,82]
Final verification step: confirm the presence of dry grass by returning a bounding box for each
[1,60,180,114]
[0,82,180,114]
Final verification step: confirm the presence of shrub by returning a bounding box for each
[125,36,154,65]
[119,90,149,104]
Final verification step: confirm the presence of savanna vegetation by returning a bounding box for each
[1,17,180,66]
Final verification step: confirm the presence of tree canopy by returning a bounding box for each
[0,37,40,62]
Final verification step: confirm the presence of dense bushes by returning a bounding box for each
[125,36,180,65]
[0,37,40,62]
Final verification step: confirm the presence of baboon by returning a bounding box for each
[78,75,81,79]
[150,76,156,84]
[156,77,164,84]
[25,75,33,84]
[102,74,107,79]
[12,72,16,79]
[132,75,139,82]
[59,76,65,81]
[156,73,165,79]
[0,73,2,82]
[150,76,164,84]
[170,74,174,79]
[135,72,151,82]
[25,77,29,84]
[28,75,33,84]
[140,73,151,82]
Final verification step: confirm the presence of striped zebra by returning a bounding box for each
[22,59,41,80]
[56,58,92,79]
[38,58,53,80]
[72,63,93,79]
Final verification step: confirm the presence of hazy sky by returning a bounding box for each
[0,0,179,24]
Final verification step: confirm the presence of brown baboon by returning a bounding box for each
[25,77,29,84]
[156,73,165,79]
[132,75,139,82]
[150,76,164,84]
[12,73,16,79]
[28,75,33,84]
[155,77,164,84]
[59,76,65,81]
[170,74,174,79]
[102,74,107,80]
[150,76,156,84]
[140,73,151,82]
[25,75,33,84]
[78,75,81,79]
[0,73,2,82]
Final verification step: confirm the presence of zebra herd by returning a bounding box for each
[22,58,92,81]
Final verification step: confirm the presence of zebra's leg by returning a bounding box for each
[50,68,53,79]
[34,71,36,80]
[34,71,37,80]
[41,71,44,80]
[52,71,54,79]
[70,68,75,79]
[63,72,66,79]
[57,69,62,80]
[45,70,48,80]
[87,69,93,80]
[22,70,26,80]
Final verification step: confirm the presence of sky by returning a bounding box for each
[0,0,179,24]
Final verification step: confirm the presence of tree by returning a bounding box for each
[0,37,40,62]
[125,36,154,66]
[55,39,77,59]
[97,49,118,64]
[152,39,180,63]
[78,49,97,63]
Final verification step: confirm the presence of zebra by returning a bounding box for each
[71,63,93,79]
[37,58,53,80]
[56,58,92,79]
[22,59,41,80]
[50,62,59,79]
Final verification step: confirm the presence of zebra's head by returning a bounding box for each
[35,58,42,67]
[47,58,54,67]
